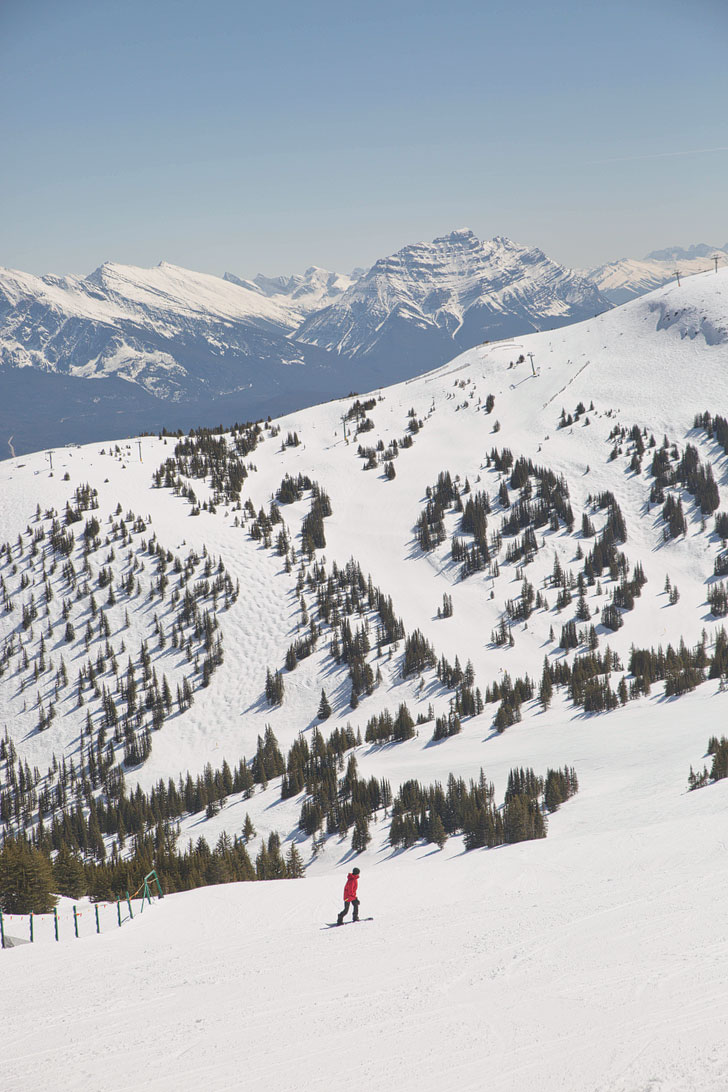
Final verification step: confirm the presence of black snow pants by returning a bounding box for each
[337,898,360,924]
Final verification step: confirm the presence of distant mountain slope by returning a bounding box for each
[295,229,610,381]
[585,249,728,305]
[225,265,358,314]
[0,260,301,397]
[0,260,359,456]
[646,242,728,262]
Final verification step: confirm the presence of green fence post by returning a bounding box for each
[29,913,33,943]
[54,907,59,942]
[117,899,122,927]
[95,904,100,934]
[126,891,133,920]
[0,909,5,950]
[73,906,79,939]
[153,870,164,899]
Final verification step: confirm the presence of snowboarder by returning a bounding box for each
[336,867,360,924]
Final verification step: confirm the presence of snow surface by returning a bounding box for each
[3,726,728,1092]
[2,269,728,1090]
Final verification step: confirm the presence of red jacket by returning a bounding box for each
[343,872,359,901]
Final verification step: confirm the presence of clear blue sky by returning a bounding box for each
[1,0,727,277]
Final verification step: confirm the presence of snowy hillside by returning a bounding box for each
[4,747,728,1092]
[2,268,728,1091]
[1,265,727,815]
[295,229,609,379]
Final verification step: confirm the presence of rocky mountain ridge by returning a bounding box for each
[1,230,723,456]
[295,229,609,380]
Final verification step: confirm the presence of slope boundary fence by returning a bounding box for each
[0,869,164,950]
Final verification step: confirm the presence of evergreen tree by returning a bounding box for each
[351,815,371,853]
[285,844,305,878]
[53,848,87,899]
[575,594,590,621]
[317,688,332,720]
[0,839,57,913]
[430,813,447,849]
[502,795,546,843]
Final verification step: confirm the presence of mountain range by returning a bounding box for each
[293,229,607,378]
[1,231,725,456]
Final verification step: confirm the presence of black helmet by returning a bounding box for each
[352,867,360,875]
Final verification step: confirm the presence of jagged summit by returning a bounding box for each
[223,264,355,315]
[294,230,608,379]
[433,226,477,242]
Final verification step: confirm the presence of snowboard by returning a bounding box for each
[324,916,374,928]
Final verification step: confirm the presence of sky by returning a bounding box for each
[1,0,727,278]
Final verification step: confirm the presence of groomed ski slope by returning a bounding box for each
[3,690,728,1092]
[2,269,728,1090]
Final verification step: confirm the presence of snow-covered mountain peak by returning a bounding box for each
[488,233,524,250]
[433,226,478,243]
[232,264,358,315]
[73,259,298,330]
[294,229,609,376]
[84,259,115,285]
